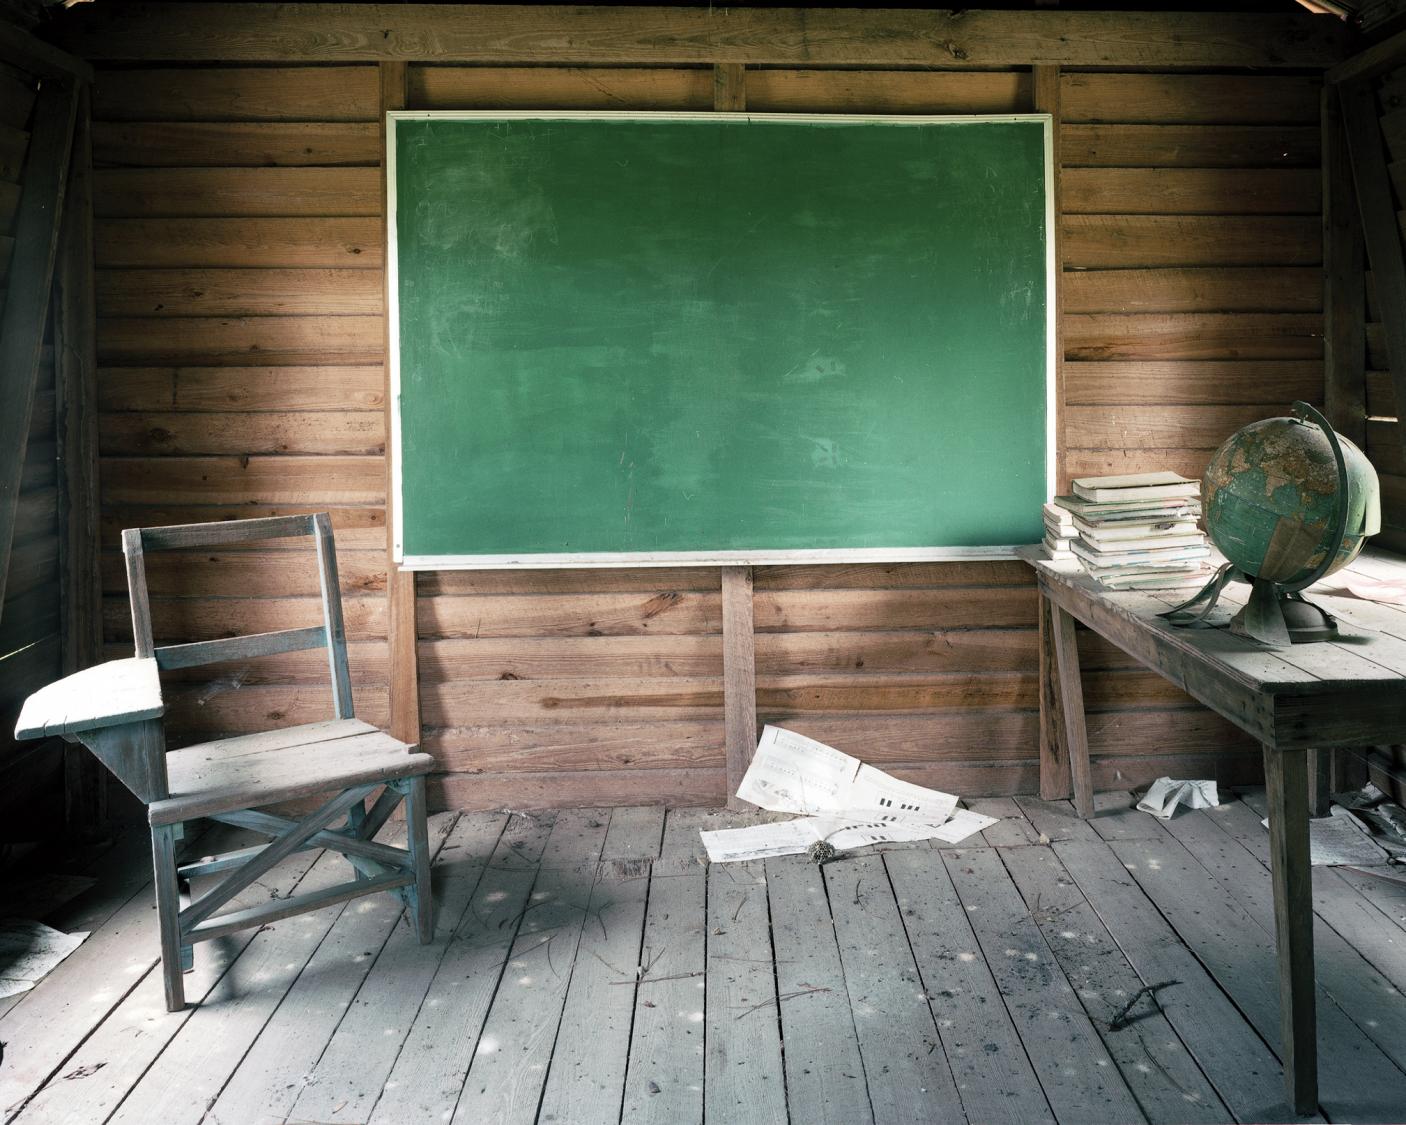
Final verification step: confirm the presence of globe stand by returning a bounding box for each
[1231,577,1339,647]
[1162,401,1360,649]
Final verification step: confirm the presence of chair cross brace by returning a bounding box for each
[360,785,404,840]
[179,783,379,932]
[187,869,416,945]
[190,794,411,878]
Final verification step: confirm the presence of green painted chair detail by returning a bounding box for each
[15,513,436,1011]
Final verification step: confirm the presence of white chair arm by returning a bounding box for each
[14,657,164,740]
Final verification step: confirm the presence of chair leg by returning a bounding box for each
[150,822,187,1011]
[404,775,433,943]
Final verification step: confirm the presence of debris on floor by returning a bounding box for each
[1261,802,1396,867]
[1321,572,1406,605]
[1332,782,1406,859]
[701,725,996,863]
[0,920,88,998]
[1135,777,1219,819]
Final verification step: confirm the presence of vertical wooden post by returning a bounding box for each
[714,63,745,111]
[1037,590,1071,799]
[713,62,756,809]
[722,566,757,810]
[1340,79,1406,456]
[1263,745,1318,1115]
[1032,64,1065,492]
[1322,84,1367,447]
[313,511,355,720]
[0,76,79,611]
[56,83,103,828]
[381,61,421,749]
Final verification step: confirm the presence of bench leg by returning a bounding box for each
[1038,592,1072,800]
[1309,748,1333,818]
[1264,745,1318,1116]
[151,822,187,1011]
[1048,601,1095,819]
[404,775,433,943]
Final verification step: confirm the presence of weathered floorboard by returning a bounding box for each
[13,796,1406,1125]
[448,810,612,1124]
[705,860,788,1125]
[364,812,556,1125]
[766,854,875,1125]
[536,810,660,1124]
[282,811,504,1123]
[885,845,1055,1125]
[620,810,709,1125]
[943,846,1147,1125]
[1103,831,1406,1122]
[1050,832,1311,1123]
[999,840,1231,1124]
[825,852,966,1125]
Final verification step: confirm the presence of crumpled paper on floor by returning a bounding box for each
[701,725,997,863]
[1136,777,1219,819]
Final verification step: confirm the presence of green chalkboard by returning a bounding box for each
[390,112,1052,566]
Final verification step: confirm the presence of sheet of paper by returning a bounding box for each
[1345,578,1406,603]
[700,809,997,864]
[0,920,88,997]
[1136,777,1219,819]
[736,725,959,824]
[1262,806,1392,867]
[706,725,989,862]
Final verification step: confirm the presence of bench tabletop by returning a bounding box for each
[1020,545,1406,750]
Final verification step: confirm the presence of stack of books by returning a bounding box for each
[1042,502,1076,560]
[1049,472,1214,590]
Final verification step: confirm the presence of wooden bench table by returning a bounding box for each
[1019,544,1406,1116]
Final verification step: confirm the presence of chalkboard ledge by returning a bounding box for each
[396,545,1036,570]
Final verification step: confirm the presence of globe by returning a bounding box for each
[1203,412,1380,588]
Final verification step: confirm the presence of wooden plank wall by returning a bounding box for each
[0,58,65,836]
[1364,65,1406,549]
[90,56,1322,810]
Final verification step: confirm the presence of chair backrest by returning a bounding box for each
[121,513,354,721]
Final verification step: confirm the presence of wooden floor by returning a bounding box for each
[4,791,1406,1125]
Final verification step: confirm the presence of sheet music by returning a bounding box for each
[704,726,995,863]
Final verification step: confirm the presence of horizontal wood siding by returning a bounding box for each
[93,62,391,755]
[92,47,1304,808]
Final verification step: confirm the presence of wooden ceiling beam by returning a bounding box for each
[62,4,1347,69]
[0,19,90,81]
[1328,23,1406,84]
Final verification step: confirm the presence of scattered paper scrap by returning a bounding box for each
[0,921,88,998]
[701,726,996,863]
[1136,778,1219,819]
[1322,574,1406,605]
[737,725,960,821]
[1332,783,1406,859]
[1262,805,1392,867]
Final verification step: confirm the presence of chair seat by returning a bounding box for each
[149,718,434,826]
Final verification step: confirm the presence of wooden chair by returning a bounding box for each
[14,513,436,1011]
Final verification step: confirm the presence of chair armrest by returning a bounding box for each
[14,657,164,741]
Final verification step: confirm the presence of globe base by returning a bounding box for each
[1230,579,1339,647]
